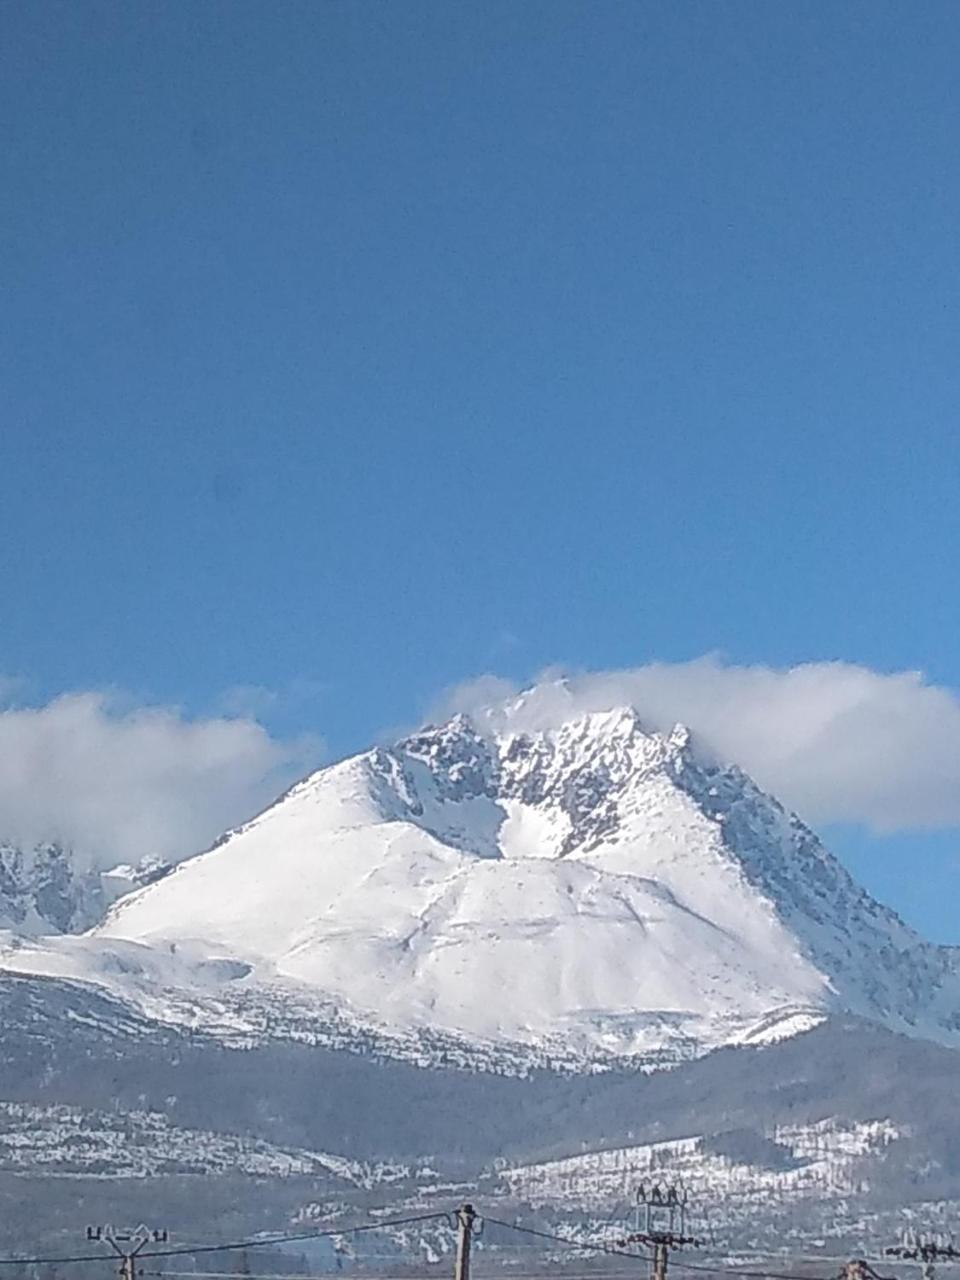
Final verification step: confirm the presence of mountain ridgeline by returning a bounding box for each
[1,698,959,1253]
[74,704,960,1060]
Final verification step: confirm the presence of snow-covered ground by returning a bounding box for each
[500,1118,902,1208]
[0,1100,406,1181]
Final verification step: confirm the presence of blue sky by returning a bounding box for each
[2,3,959,936]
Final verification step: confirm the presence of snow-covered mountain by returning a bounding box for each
[2,699,945,1065]
[4,697,960,1256]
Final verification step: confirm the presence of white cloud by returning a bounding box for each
[7,660,960,870]
[437,658,960,833]
[217,684,281,719]
[0,691,322,868]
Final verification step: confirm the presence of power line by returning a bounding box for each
[145,1273,452,1279]
[139,1213,450,1262]
[0,1201,948,1280]
[480,1216,650,1261]
[612,1251,900,1280]
[145,1273,317,1279]
[0,1212,450,1269]
[476,1215,878,1280]
[0,1251,114,1267]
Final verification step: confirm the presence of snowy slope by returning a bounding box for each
[500,1117,901,1209]
[0,1100,384,1180]
[39,700,950,1063]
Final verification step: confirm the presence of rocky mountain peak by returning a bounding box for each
[394,714,498,804]
[6,692,959,1065]
[369,706,707,862]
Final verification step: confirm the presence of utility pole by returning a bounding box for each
[616,1184,701,1280]
[454,1204,476,1280]
[837,1260,901,1280]
[87,1225,169,1280]
[652,1237,668,1280]
[839,1261,872,1280]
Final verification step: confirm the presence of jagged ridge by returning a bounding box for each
[2,700,958,1065]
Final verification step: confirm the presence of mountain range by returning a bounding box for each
[0,694,958,1258]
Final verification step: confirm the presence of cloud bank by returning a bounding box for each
[0,692,321,868]
[438,659,960,833]
[4,659,959,869]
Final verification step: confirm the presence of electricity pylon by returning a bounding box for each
[616,1184,701,1280]
[887,1231,960,1280]
[86,1225,169,1280]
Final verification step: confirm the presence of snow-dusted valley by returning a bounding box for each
[1,693,959,1257]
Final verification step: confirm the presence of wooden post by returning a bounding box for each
[455,1203,476,1280]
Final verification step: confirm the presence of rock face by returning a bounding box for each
[0,844,173,936]
[0,841,104,933]
[70,703,960,1063]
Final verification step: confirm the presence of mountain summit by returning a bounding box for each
[73,702,959,1063]
[2,702,959,1247]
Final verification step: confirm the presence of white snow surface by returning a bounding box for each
[500,1118,902,1209]
[0,1100,407,1183]
[3,703,960,1064]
